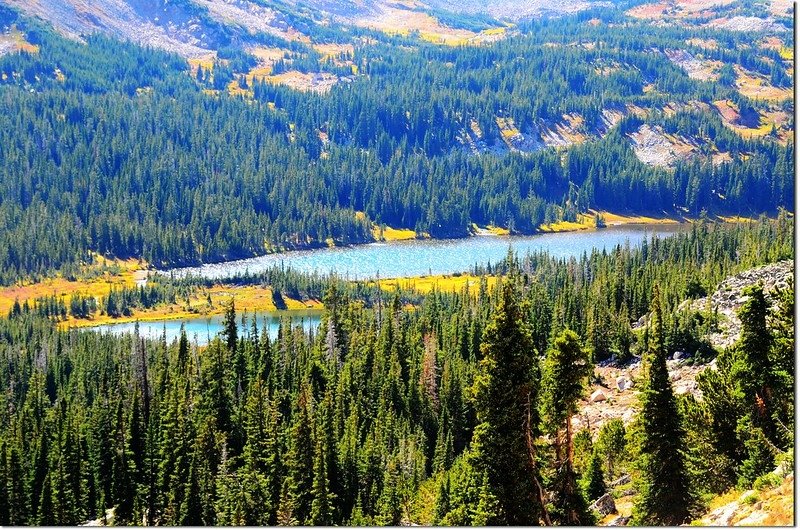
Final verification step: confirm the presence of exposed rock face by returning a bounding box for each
[590,389,608,403]
[689,260,793,349]
[590,493,617,516]
[628,123,699,168]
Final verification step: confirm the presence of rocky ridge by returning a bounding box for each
[688,259,793,349]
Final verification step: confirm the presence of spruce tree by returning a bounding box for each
[286,389,315,524]
[433,477,450,524]
[633,285,694,525]
[7,445,27,525]
[223,299,238,354]
[0,442,8,525]
[469,280,545,525]
[540,328,593,524]
[582,449,606,501]
[596,418,626,478]
[37,473,55,526]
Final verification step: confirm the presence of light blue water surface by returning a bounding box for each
[162,224,688,281]
[95,224,688,343]
[90,310,321,346]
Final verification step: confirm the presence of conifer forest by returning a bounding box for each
[0,0,794,526]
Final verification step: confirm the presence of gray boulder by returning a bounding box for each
[590,493,617,516]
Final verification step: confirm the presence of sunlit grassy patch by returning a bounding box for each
[375,274,498,295]
[62,284,322,329]
[373,225,417,241]
[594,210,682,225]
[538,220,592,233]
[0,256,145,317]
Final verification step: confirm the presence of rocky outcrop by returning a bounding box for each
[590,493,617,516]
[695,474,794,526]
[689,260,793,349]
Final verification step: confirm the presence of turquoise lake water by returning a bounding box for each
[90,310,321,346]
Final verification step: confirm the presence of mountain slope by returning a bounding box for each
[0,0,605,57]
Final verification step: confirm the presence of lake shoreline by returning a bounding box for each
[158,220,696,282]
[155,210,696,278]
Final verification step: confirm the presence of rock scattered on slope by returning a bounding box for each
[688,260,793,349]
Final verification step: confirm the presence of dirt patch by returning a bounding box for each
[686,37,718,50]
[714,100,792,142]
[250,46,287,64]
[495,116,545,153]
[312,42,354,61]
[626,2,670,19]
[696,475,794,526]
[712,151,733,165]
[574,358,709,436]
[662,100,712,117]
[353,6,479,46]
[767,0,793,16]
[0,28,39,56]
[538,113,590,148]
[627,0,734,20]
[597,107,626,136]
[734,64,792,102]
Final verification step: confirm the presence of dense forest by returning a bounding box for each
[0,218,793,525]
[0,4,793,284]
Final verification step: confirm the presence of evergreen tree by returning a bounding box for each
[433,477,450,524]
[223,299,238,354]
[470,280,546,525]
[596,419,626,478]
[286,389,315,524]
[633,285,695,526]
[539,328,593,525]
[37,473,55,526]
[582,449,606,502]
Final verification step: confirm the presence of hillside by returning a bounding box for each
[0,0,602,58]
[0,0,792,285]
[696,473,794,526]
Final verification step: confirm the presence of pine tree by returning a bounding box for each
[596,419,626,478]
[471,470,500,525]
[469,280,545,525]
[223,299,238,354]
[286,389,315,524]
[540,328,593,525]
[179,454,204,526]
[633,285,695,526]
[177,324,189,371]
[0,442,8,525]
[7,445,28,525]
[310,439,333,525]
[433,477,450,524]
[37,473,55,525]
[582,449,606,501]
